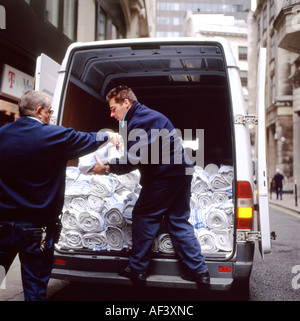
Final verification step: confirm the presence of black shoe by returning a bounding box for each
[181,268,210,287]
[118,265,146,286]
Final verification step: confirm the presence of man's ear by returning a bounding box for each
[35,106,43,121]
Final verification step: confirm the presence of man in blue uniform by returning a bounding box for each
[0,90,117,300]
[91,85,209,287]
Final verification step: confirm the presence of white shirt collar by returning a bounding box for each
[26,116,43,124]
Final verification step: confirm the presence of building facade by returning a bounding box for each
[248,0,300,191]
[0,0,149,127]
[155,0,251,38]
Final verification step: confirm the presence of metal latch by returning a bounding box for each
[234,114,258,125]
[237,231,261,242]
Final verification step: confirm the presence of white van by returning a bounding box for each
[35,37,271,296]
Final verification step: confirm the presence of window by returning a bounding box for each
[263,7,267,31]
[240,70,248,86]
[63,0,77,41]
[46,0,60,28]
[238,46,248,60]
[97,6,107,40]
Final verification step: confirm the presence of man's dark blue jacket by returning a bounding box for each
[109,101,194,183]
[0,117,107,223]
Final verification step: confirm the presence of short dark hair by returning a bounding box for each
[18,90,50,117]
[106,85,137,104]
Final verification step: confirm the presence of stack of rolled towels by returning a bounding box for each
[59,143,234,255]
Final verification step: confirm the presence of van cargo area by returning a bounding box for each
[50,40,257,290]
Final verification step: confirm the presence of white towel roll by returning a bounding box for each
[158,233,175,254]
[212,191,228,204]
[90,175,115,198]
[196,229,218,254]
[70,197,87,213]
[78,211,106,233]
[104,203,126,228]
[206,209,229,230]
[82,231,107,249]
[197,191,212,209]
[106,226,124,251]
[212,229,233,252]
[87,194,104,212]
[61,229,83,248]
[61,209,79,230]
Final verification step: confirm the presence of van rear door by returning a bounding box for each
[35,53,60,123]
[255,47,271,258]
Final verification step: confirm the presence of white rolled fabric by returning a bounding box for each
[212,229,233,252]
[70,197,87,213]
[90,175,115,198]
[61,209,79,230]
[190,193,198,210]
[188,208,207,230]
[158,233,175,254]
[204,163,219,176]
[64,196,72,209]
[122,225,132,247]
[191,169,210,194]
[196,229,218,254]
[77,211,106,233]
[78,137,124,174]
[65,175,92,196]
[61,229,83,248]
[218,165,234,181]
[65,166,80,189]
[212,191,229,204]
[209,174,231,191]
[113,170,141,193]
[87,194,104,212]
[82,231,107,250]
[106,226,124,251]
[206,209,229,230]
[196,191,212,209]
[104,203,126,228]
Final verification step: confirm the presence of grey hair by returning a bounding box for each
[18,90,50,117]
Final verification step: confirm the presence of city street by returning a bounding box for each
[2,201,300,301]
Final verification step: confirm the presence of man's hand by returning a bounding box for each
[107,131,121,150]
[89,155,110,175]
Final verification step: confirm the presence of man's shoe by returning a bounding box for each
[181,268,210,287]
[118,265,146,285]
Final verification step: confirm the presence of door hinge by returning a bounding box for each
[234,114,258,125]
[237,231,261,242]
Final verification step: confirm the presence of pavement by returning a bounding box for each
[0,192,299,301]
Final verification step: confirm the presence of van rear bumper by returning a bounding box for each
[51,242,254,291]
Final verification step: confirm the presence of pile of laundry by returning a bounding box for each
[58,147,234,255]
[189,164,234,254]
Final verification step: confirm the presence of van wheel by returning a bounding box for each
[231,279,250,300]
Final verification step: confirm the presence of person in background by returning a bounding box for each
[91,85,209,287]
[273,168,285,200]
[0,90,118,301]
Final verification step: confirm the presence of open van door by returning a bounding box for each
[35,53,60,124]
[255,47,271,258]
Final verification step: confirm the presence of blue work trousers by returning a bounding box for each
[0,221,59,301]
[130,175,207,274]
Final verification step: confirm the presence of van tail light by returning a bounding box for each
[237,181,253,229]
[55,258,66,265]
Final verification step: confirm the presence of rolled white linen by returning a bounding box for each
[65,166,80,189]
[61,209,79,230]
[192,169,210,194]
[87,194,104,212]
[70,197,88,213]
[78,138,124,174]
[206,209,229,230]
[212,191,229,204]
[196,191,212,209]
[106,226,124,251]
[77,210,106,233]
[60,229,83,248]
[104,203,126,228]
[65,174,92,196]
[209,174,231,191]
[82,231,107,250]
[204,163,219,176]
[90,175,115,198]
[212,229,233,252]
[188,208,207,230]
[196,229,218,254]
[122,225,132,248]
[157,233,175,254]
[113,170,141,193]
[218,165,234,181]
